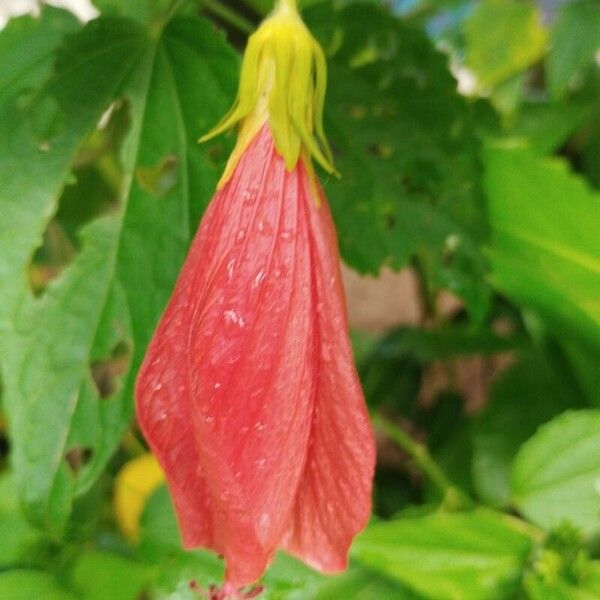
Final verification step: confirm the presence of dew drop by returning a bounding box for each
[251,269,266,289]
[260,512,271,528]
[224,309,246,327]
[227,259,236,278]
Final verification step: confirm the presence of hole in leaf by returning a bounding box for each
[136,154,179,197]
[28,219,78,296]
[91,340,131,399]
[65,446,94,476]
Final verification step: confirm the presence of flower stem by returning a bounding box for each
[200,0,255,34]
[372,413,472,510]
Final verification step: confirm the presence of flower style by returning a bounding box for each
[135,0,375,588]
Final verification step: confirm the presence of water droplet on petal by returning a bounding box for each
[260,512,271,528]
[227,259,236,278]
[252,269,266,289]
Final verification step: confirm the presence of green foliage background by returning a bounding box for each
[0,0,599,598]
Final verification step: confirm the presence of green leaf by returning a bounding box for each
[260,553,327,600]
[0,15,148,534]
[0,571,76,600]
[0,7,78,104]
[139,485,225,593]
[69,551,150,600]
[472,351,582,507]
[547,0,600,98]
[484,145,600,354]
[524,566,600,600]
[465,0,548,88]
[352,508,533,600]
[0,14,237,534]
[93,0,172,23]
[305,2,490,320]
[0,473,42,568]
[312,567,422,600]
[561,340,600,408]
[139,484,182,555]
[511,409,600,535]
[505,98,595,155]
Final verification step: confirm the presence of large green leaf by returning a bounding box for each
[547,0,600,98]
[472,351,582,507]
[352,509,533,600]
[511,409,600,535]
[484,145,600,354]
[0,13,148,533]
[0,11,237,534]
[465,0,547,88]
[305,2,489,319]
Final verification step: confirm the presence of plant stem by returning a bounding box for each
[164,0,186,22]
[372,413,472,510]
[201,0,255,34]
[150,0,187,38]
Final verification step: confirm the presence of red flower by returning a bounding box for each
[136,0,375,588]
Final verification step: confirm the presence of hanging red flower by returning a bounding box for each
[136,0,375,588]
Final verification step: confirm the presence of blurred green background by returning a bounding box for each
[0,0,599,598]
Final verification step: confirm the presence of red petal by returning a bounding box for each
[136,125,374,586]
[281,167,376,572]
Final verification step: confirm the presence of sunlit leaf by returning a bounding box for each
[353,509,533,600]
[465,0,547,88]
[511,409,600,535]
[485,145,600,354]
